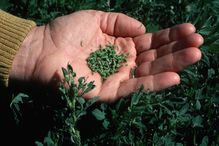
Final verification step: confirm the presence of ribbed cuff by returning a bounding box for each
[0,10,36,86]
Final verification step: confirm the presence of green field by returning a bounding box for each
[0,0,218,145]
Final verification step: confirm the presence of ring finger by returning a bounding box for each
[136,33,203,65]
[135,47,202,77]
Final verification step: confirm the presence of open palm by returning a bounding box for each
[13,10,203,102]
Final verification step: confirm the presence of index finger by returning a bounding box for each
[91,10,146,37]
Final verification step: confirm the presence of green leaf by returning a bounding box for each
[133,117,145,129]
[179,103,189,115]
[195,88,204,100]
[62,67,68,77]
[209,43,219,53]
[78,77,86,91]
[164,134,174,146]
[208,68,215,78]
[78,77,86,85]
[76,111,87,119]
[103,119,109,129]
[212,0,219,13]
[43,131,56,146]
[200,136,209,146]
[92,109,105,120]
[59,84,66,94]
[35,141,44,146]
[67,63,73,73]
[199,26,212,35]
[213,96,219,104]
[131,92,141,106]
[176,143,184,146]
[160,104,172,115]
[192,115,203,127]
[10,93,30,124]
[195,100,201,110]
[131,85,144,106]
[83,81,95,94]
[85,96,98,109]
[10,93,29,107]
[77,97,85,106]
[198,16,214,35]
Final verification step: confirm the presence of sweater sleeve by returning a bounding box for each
[0,10,36,87]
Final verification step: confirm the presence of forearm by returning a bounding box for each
[0,10,36,86]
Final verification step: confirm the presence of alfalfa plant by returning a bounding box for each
[10,64,98,146]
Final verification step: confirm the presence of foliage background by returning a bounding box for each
[0,0,218,146]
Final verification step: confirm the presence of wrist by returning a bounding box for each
[9,26,44,83]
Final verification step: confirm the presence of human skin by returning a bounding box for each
[9,10,203,102]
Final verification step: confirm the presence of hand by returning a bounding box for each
[10,10,203,102]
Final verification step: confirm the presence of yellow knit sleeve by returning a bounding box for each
[0,10,36,86]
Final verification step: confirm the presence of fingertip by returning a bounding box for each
[184,47,202,64]
[154,72,180,91]
[136,22,146,35]
[186,33,204,47]
[193,47,202,62]
[194,33,204,46]
[115,13,146,37]
[172,73,180,85]
[185,23,196,33]
[171,23,196,40]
